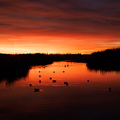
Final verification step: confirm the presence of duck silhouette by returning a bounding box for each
[109,87,112,92]
[64,82,68,86]
[34,88,40,92]
[52,80,56,83]
[39,80,41,83]
[87,80,89,82]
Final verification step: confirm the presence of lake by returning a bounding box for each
[0,61,120,120]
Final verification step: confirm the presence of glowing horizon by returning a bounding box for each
[0,0,120,54]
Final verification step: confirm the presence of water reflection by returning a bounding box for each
[0,61,120,120]
[0,66,30,86]
[87,62,120,72]
[87,66,120,75]
[0,62,120,87]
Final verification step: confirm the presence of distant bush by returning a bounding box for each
[87,48,120,71]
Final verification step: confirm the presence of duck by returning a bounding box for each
[52,80,56,83]
[34,88,39,92]
[39,80,41,83]
[64,82,68,86]
[87,80,89,82]
[109,87,112,92]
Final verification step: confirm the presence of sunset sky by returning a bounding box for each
[0,0,120,54]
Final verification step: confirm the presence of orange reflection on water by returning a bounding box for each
[26,62,89,87]
[1,61,119,88]
[12,61,119,88]
[0,61,120,120]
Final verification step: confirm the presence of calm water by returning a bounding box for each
[0,61,120,120]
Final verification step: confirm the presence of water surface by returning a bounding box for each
[0,61,120,120]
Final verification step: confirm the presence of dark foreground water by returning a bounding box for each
[0,62,120,120]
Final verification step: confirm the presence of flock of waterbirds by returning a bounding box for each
[29,64,70,92]
[29,64,112,92]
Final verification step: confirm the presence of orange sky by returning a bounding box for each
[0,0,120,54]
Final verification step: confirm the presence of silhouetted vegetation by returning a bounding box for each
[0,53,83,84]
[0,53,53,67]
[0,48,120,84]
[0,53,85,69]
[86,48,120,71]
[0,53,54,84]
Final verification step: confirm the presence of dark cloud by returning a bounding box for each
[0,1,9,6]
[0,0,120,36]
